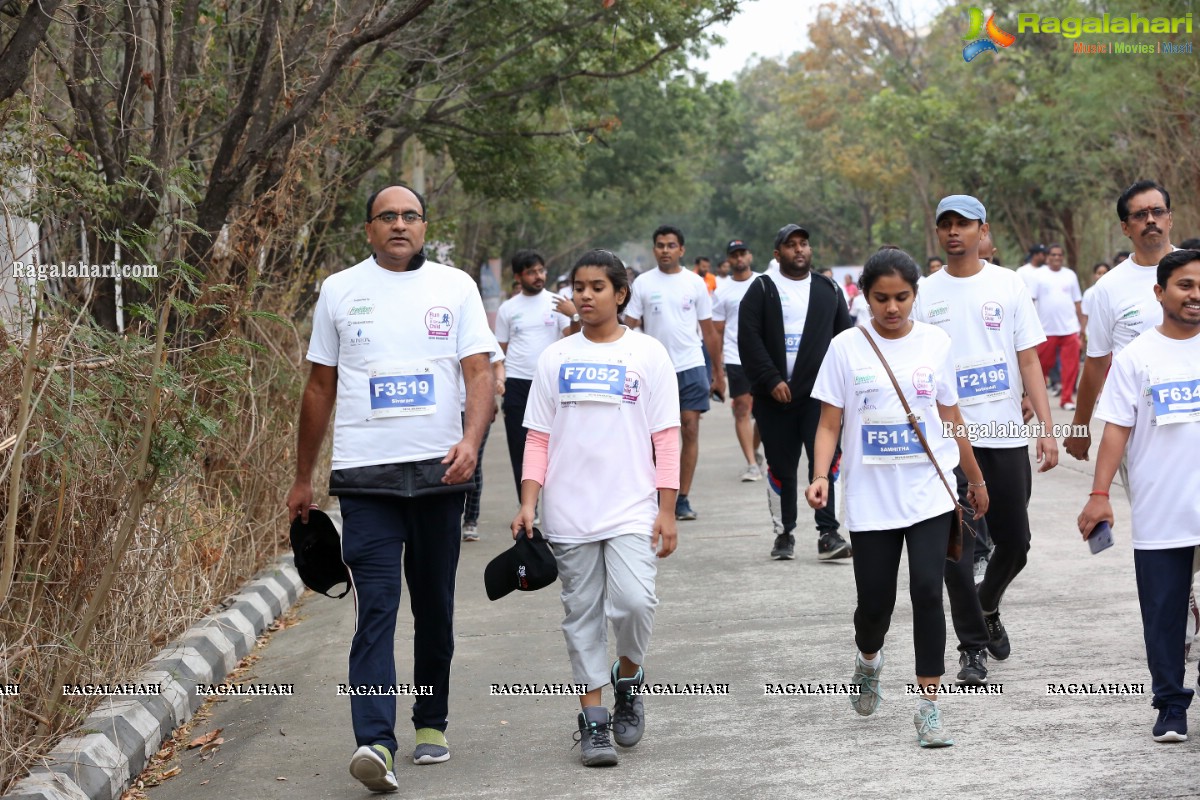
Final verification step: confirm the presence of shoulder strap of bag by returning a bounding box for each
[856,324,958,508]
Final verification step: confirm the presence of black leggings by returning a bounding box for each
[753,396,840,536]
[850,512,952,677]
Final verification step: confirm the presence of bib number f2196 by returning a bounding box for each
[955,354,1010,406]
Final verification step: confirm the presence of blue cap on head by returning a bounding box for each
[935,195,987,224]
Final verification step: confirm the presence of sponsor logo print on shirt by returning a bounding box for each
[349,327,371,347]
[349,304,375,316]
[912,366,935,398]
[426,306,454,338]
[981,301,1004,330]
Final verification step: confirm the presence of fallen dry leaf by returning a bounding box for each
[276,776,287,781]
[189,728,223,749]
[160,766,182,780]
[199,780,209,786]
[199,737,225,753]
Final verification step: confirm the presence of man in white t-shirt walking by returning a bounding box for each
[495,249,578,500]
[1065,179,1199,657]
[287,184,496,791]
[625,225,725,521]
[1078,248,1200,743]
[712,238,763,481]
[1016,245,1047,297]
[1032,244,1084,410]
[915,194,1058,679]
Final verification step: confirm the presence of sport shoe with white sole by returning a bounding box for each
[349,744,399,793]
[1153,705,1188,742]
[740,464,763,482]
[412,728,450,764]
[984,610,1011,660]
[461,523,479,542]
[914,699,954,747]
[850,652,883,716]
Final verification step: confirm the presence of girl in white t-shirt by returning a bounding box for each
[511,249,681,767]
[805,248,988,748]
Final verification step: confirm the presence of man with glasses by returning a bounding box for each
[495,249,579,501]
[1065,180,1199,658]
[287,184,496,791]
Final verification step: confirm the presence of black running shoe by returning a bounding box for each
[955,648,989,686]
[818,531,852,561]
[984,611,1011,661]
[771,533,795,560]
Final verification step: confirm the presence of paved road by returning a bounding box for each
[147,407,1198,799]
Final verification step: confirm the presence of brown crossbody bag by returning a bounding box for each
[856,325,972,561]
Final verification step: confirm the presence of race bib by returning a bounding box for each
[368,362,436,418]
[955,353,1011,406]
[861,413,927,464]
[558,361,626,404]
[1148,371,1200,426]
[785,333,801,353]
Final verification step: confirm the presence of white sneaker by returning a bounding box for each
[349,744,399,793]
[739,464,763,482]
[462,523,479,542]
[1061,401,1077,411]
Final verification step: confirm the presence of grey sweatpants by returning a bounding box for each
[552,533,659,693]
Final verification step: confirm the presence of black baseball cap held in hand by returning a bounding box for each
[290,508,351,598]
[484,527,558,601]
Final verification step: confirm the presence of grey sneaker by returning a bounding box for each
[610,661,645,747]
[412,727,450,764]
[914,699,955,747]
[850,652,883,716]
[956,648,988,686]
[818,531,852,560]
[349,744,399,793]
[574,706,619,766]
[461,522,479,542]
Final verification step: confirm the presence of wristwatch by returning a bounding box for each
[571,313,581,323]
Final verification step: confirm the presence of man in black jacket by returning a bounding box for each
[738,224,853,561]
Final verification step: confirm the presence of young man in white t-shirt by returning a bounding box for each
[1032,244,1084,410]
[287,185,496,791]
[625,225,725,521]
[1078,248,1200,743]
[1016,245,1047,297]
[495,250,578,500]
[915,194,1058,681]
[712,238,763,481]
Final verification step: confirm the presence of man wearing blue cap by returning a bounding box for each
[913,195,1058,676]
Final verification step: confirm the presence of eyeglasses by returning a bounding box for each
[369,211,425,224]
[1126,207,1170,224]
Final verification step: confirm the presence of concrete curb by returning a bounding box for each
[3,557,306,800]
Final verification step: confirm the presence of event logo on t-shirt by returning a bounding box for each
[426,306,454,338]
[623,370,643,404]
[912,366,935,398]
[981,301,1004,330]
[681,297,694,312]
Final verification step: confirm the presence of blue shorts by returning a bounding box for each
[677,365,711,413]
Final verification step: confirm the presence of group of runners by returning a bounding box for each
[286,179,1198,792]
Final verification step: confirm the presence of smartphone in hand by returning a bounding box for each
[1085,520,1114,554]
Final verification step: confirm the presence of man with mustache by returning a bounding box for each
[1065,180,1199,657]
[287,184,497,790]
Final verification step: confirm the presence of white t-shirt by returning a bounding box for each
[812,322,960,532]
[1094,327,1200,550]
[494,290,570,379]
[711,276,755,366]
[848,292,872,327]
[1016,263,1044,296]
[1081,285,1097,318]
[625,267,712,372]
[770,272,811,377]
[524,328,680,544]
[459,340,503,403]
[307,258,496,469]
[1085,252,1170,357]
[715,274,732,291]
[913,263,1045,448]
[1032,267,1082,335]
